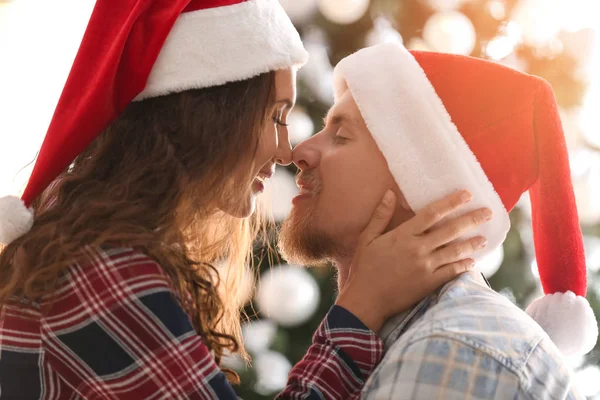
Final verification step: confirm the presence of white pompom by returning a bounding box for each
[0,195,34,245]
[526,291,598,357]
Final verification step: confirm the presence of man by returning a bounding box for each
[279,43,598,399]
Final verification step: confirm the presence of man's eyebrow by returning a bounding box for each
[323,108,352,127]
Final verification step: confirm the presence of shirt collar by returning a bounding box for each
[378,272,491,349]
[379,296,433,349]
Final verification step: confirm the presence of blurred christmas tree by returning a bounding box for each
[229,0,600,398]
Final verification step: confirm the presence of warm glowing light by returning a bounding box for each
[423,11,476,55]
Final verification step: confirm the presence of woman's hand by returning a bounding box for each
[335,189,492,333]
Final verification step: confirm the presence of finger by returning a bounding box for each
[406,190,472,235]
[431,258,476,287]
[430,236,487,267]
[425,208,492,250]
[359,190,397,245]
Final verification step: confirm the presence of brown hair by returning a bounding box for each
[0,71,276,382]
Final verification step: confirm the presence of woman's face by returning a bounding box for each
[226,68,297,218]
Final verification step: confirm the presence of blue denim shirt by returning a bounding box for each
[361,271,582,399]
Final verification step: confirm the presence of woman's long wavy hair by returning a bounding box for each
[0,71,276,382]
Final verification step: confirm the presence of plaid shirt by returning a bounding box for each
[0,246,383,399]
[361,271,583,400]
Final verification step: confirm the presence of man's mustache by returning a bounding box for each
[295,171,322,194]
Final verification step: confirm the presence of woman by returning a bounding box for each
[0,1,491,398]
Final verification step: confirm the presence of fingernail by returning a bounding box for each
[483,209,493,221]
[478,238,488,249]
[468,259,476,268]
[460,191,472,203]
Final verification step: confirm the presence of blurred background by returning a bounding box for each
[1,0,599,398]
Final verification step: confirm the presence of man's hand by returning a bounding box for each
[336,189,492,333]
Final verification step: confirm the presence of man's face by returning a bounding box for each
[278,89,413,273]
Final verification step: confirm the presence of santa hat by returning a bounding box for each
[333,43,597,357]
[0,0,308,245]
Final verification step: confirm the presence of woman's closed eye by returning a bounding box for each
[272,107,289,127]
[272,116,289,127]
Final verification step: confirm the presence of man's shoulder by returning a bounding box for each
[364,334,578,400]
[365,272,580,399]
[402,272,548,368]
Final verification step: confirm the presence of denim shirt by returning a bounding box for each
[361,271,583,400]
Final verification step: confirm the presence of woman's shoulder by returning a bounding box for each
[75,245,169,284]
[45,246,174,313]
[82,245,167,275]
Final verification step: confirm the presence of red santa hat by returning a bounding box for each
[0,0,308,245]
[333,43,597,357]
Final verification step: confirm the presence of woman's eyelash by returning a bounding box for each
[272,117,289,127]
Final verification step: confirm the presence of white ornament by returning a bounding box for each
[288,107,314,146]
[423,11,476,55]
[257,264,320,327]
[279,0,318,25]
[317,0,370,25]
[263,168,298,222]
[253,351,292,395]
[366,17,403,47]
[476,245,504,278]
[242,320,277,355]
[574,365,600,397]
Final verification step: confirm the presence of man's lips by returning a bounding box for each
[293,178,316,205]
[296,179,314,193]
[297,186,312,195]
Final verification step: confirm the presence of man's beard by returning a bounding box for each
[277,173,343,266]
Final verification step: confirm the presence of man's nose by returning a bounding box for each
[292,136,319,171]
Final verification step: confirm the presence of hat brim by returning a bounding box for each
[135,0,308,100]
[333,43,511,262]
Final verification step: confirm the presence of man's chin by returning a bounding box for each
[277,210,337,266]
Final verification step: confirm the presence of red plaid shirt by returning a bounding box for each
[0,246,383,399]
